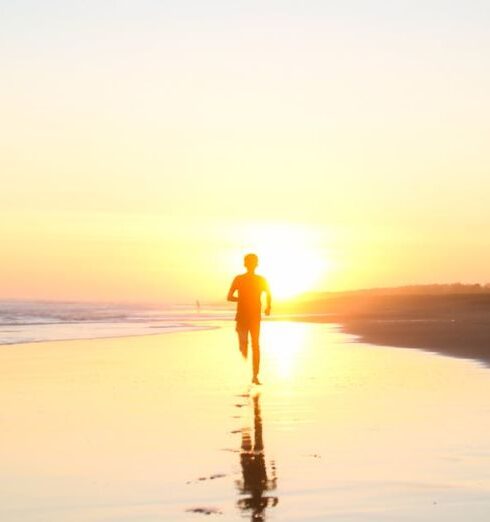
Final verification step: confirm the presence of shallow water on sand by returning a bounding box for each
[2,322,490,521]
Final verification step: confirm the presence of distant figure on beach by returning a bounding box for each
[227,253,271,385]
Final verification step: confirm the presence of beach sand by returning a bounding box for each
[2,321,490,521]
[342,318,490,366]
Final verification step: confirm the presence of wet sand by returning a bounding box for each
[288,315,490,366]
[278,291,490,365]
[2,322,490,521]
[342,318,490,366]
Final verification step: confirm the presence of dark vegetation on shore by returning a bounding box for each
[276,285,490,365]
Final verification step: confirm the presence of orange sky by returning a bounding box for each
[2,2,490,302]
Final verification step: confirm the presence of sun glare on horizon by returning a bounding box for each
[236,223,331,300]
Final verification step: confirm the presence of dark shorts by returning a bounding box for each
[235,313,260,331]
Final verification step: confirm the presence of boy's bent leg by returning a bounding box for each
[236,323,248,359]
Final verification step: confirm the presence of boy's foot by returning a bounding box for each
[252,376,261,385]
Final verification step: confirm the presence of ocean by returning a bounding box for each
[0,300,231,346]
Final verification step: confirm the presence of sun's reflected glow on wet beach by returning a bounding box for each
[262,322,308,380]
[3,324,490,520]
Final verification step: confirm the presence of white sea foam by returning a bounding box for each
[0,300,232,345]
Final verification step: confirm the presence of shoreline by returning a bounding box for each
[275,314,490,367]
[5,310,490,371]
[0,323,218,348]
[341,318,490,367]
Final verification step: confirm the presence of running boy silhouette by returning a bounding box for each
[227,253,271,384]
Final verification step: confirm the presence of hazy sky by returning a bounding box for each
[2,1,490,302]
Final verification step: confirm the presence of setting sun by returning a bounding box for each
[233,223,331,300]
[261,247,326,299]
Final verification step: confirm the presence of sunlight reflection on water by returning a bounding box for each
[2,322,490,521]
[262,322,309,381]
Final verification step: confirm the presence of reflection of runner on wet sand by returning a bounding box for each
[236,393,278,521]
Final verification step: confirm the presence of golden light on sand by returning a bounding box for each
[237,223,330,300]
[263,323,308,379]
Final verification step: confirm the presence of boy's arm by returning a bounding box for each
[227,277,239,302]
[264,278,272,316]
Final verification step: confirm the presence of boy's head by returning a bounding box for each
[244,253,258,272]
